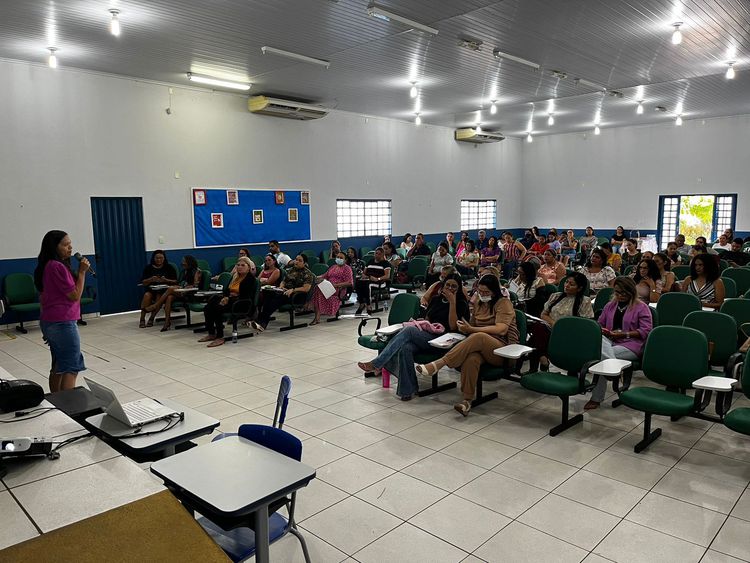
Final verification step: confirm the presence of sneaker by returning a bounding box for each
[453,400,471,417]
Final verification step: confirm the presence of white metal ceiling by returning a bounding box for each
[0,0,747,137]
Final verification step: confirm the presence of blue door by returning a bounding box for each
[91,197,146,314]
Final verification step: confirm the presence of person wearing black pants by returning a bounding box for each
[252,254,315,332]
[355,247,392,314]
[199,257,256,348]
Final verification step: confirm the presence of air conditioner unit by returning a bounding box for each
[454,128,505,144]
[248,96,329,120]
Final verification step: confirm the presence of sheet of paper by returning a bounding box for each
[318,279,336,299]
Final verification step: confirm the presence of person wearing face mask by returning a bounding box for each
[251,254,315,333]
[310,252,353,324]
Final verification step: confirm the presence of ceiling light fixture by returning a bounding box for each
[575,78,606,91]
[671,22,683,45]
[490,101,497,115]
[366,4,439,36]
[547,113,554,126]
[475,124,482,133]
[261,46,330,68]
[409,82,418,98]
[109,9,121,37]
[675,115,683,126]
[187,73,251,91]
[636,101,644,114]
[493,49,540,70]
[415,113,421,125]
[594,125,601,135]
[593,110,601,126]
[726,61,736,79]
[526,133,533,143]
[457,38,483,51]
[47,47,58,69]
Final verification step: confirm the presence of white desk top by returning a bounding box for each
[589,359,633,376]
[151,435,315,517]
[692,376,738,392]
[494,344,535,359]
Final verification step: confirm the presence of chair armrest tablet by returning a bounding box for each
[493,344,535,359]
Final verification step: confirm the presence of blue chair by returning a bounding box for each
[198,424,311,562]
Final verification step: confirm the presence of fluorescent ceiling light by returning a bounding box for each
[366,4,439,36]
[726,62,736,79]
[675,115,683,126]
[594,125,601,135]
[187,73,251,91]
[409,82,418,98]
[47,47,58,69]
[490,101,497,114]
[575,77,606,91]
[672,22,683,45]
[636,101,644,114]
[109,10,121,37]
[493,49,540,70]
[526,133,533,143]
[261,46,330,68]
[414,113,421,125]
[547,114,554,126]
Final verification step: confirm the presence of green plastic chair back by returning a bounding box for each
[745,289,750,299]
[593,287,614,313]
[327,258,337,266]
[508,291,519,306]
[515,309,527,343]
[547,317,602,373]
[721,276,737,298]
[388,293,421,325]
[199,269,211,291]
[169,262,180,278]
[722,268,750,294]
[683,311,737,366]
[655,292,701,326]
[363,255,374,266]
[678,253,691,264]
[217,272,232,288]
[740,358,750,400]
[426,242,436,253]
[3,273,37,305]
[222,257,238,272]
[544,283,558,295]
[407,258,428,278]
[396,248,407,259]
[197,259,210,272]
[302,250,318,263]
[672,265,691,280]
[597,236,609,245]
[250,255,265,269]
[311,263,329,276]
[719,259,729,272]
[720,299,750,334]
[360,247,372,258]
[623,265,636,276]
[642,326,708,388]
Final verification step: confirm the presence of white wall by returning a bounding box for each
[0,59,523,260]
[521,114,750,232]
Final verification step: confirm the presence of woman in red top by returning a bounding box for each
[34,230,90,392]
[528,235,551,256]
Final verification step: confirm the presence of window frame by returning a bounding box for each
[656,193,737,249]
[460,199,497,232]
[336,198,392,239]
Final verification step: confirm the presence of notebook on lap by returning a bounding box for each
[85,378,178,428]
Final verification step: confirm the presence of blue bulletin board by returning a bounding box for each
[192,187,311,248]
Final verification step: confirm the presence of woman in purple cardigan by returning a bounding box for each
[585,276,653,410]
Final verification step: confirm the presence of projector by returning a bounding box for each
[0,437,54,457]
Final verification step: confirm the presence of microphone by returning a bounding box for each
[74,252,96,278]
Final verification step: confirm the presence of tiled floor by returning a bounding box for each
[2,310,750,563]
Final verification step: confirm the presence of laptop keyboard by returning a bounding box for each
[123,402,159,423]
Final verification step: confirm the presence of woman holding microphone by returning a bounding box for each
[34,230,90,392]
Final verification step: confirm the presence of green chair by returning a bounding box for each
[2,273,40,333]
[723,268,750,295]
[619,326,708,452]
[597,236,609,246]
[520,317,602,435]
[425,241,436,253]
[721,277,738,299]
[357,293,421,353]
[683,311,737,370]
[222,257,238,272]
[655,292,701,326]
[724,359,750,437]
[672,265,691,280]
[250,255,266,269]
[678,253,691,265]
[311,263,328,276]
[391,259,428,293]
[360,247,372,258]
[593,287,614,317]
[719,259,729,272]
[396,248,407,259]
[179,269,212,328]
[622,265,636,276]
[302,250,318,265]
[720,299,750,345]
[217,272,233,288]
[221,280,259,341]
[197,259,211,272]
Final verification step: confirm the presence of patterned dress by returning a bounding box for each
[312,264,353,316]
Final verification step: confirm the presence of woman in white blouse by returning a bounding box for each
[578,248,616,291]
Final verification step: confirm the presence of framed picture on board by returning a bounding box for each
[194,189,207,206]
[253,210,264,224]
[226,190,239,205]
[301,191,310,205]
[211,213,224,229]
[275,191,285,205]
[288,208,298,223]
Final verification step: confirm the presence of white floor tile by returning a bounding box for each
[397,421,470,450]
[317,453,394,493]
[357,436,433,470]
[355,472,447,520]
[653,468,746,514]
[474,521,587,563]
[354,522,468,563]
[494,451,578,491]
[455,471,547,518]
[584,450,669,489]
[440,435,519,469]
[526,435,606,468]
[593,520,705,563]
[317,421,390,452]
[358,409,424,434]
[554,469,647,517]
[403,452,486,492]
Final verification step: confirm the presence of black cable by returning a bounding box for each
[50,433,93,454]
[0,408,58,423]
[113,413,184,438]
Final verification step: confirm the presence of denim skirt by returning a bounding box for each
[40,320,86,374]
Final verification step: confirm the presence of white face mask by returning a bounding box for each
[335,258,344,266]
[478,295,492,303]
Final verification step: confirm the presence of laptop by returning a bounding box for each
[85,378,178,428]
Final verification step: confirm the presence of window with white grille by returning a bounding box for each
[658,196,680,249]
[336,199,391,238]
[460,200,497,231]
[714,196,734,237]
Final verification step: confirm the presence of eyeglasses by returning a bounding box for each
[614,289,627,295]
[443,283,459,290]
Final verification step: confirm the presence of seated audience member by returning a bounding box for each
[599,242,622,273]
[641,251,654,261]
[381,234,392,246]
[269,240,291,267]
[145,255,202,331]
[546,231,562,255]
[538,249,566,285]
[509,261,545,303]
[579,248,616,290]
[421,266,468,303]
[681,253,726,310]
[500,232,527,280]
[258,254,282,287]
[415,275,519,416]
[455,231,470,257]
[713,234,732,251]
[198,257,257,348]
[346,246,365,278]
[520,229,537,249]
[139,250,178,328]
[251,254,315,332]
[426,242,454,285]
[611,226,626,252]
[213,248,254,282]
[480,236,502,267]
[690,236,718,257]
[620,239,641,270]
[311,252,353,324]
[406,233,432,258]
[579,226,598,254]
[722,238,750,267]
[674,234,692,255]
[665,242,683,267]
[653,252,677,294]
[401,233,414,252]
[358,273,469,401]
[444,232,457,255]
[455,240,480,276]
[632,259,661,303]
[383,241,402,268]
[531,226,541,238]
[327,240,343,261]
[476,229,488,250]
[560,230,578,264]
[723,228,734,241]
[586,276,652,410]
[527,272,594,370]
[354,247,391,314]
[528,235,551,257]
